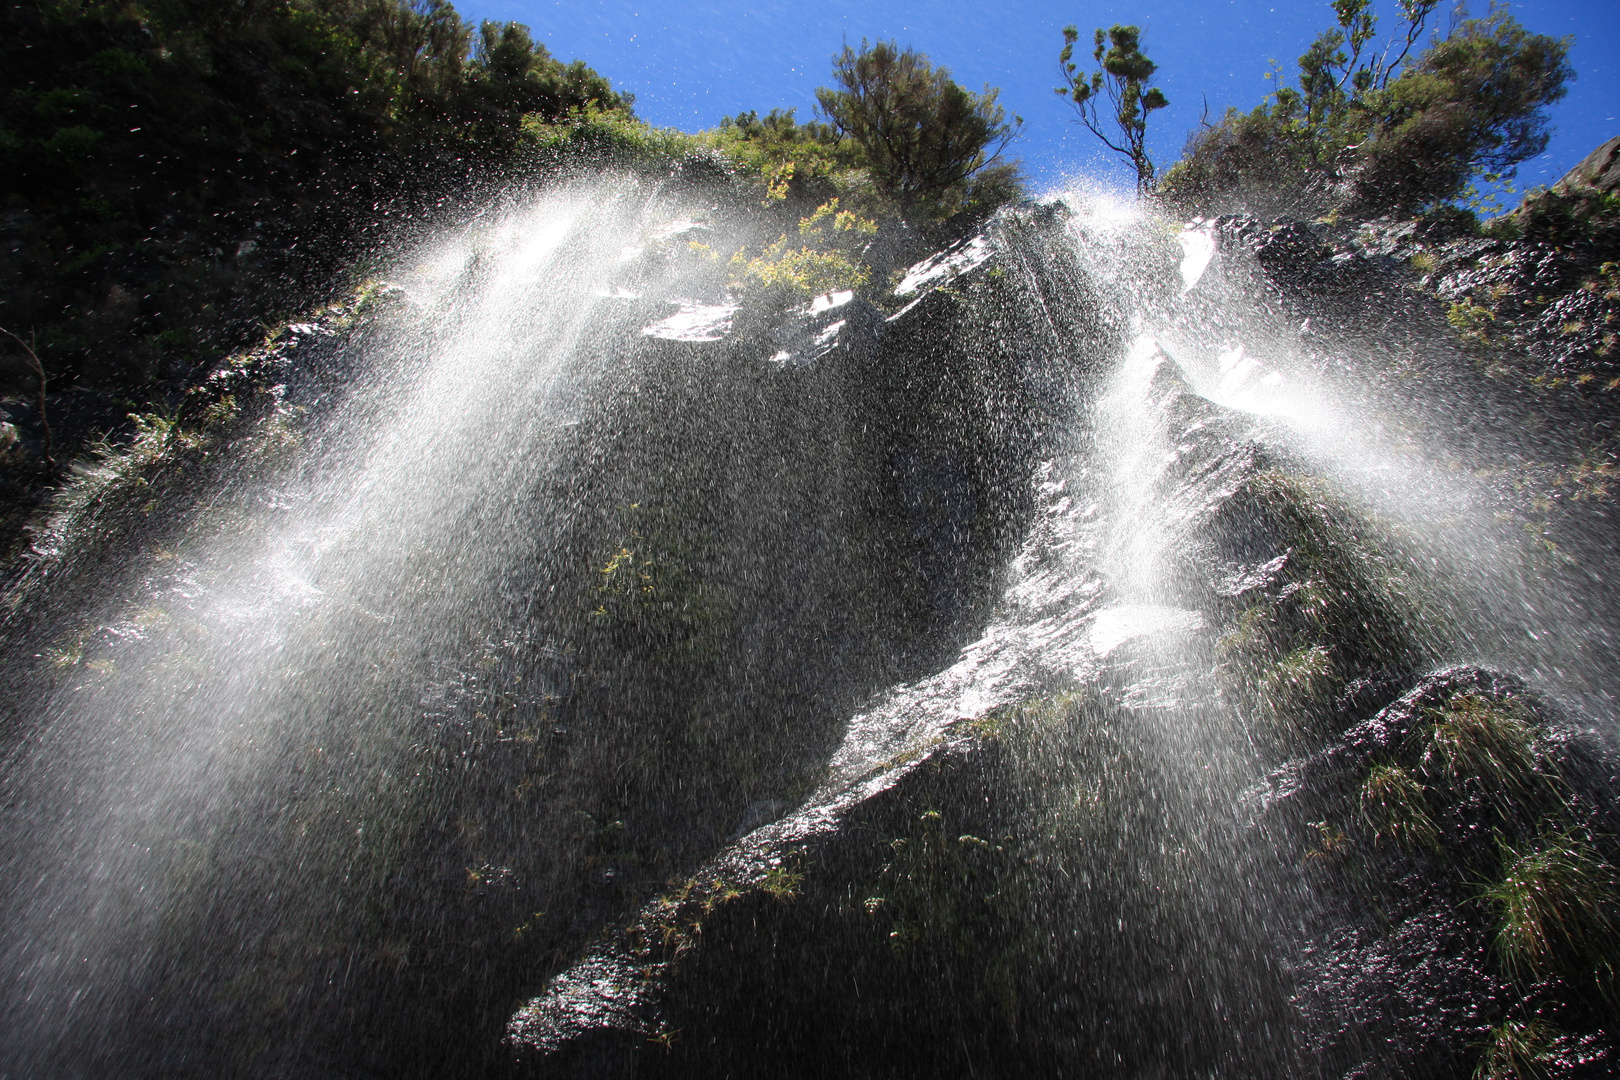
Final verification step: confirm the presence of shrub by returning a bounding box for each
[519,104,702,167]
[729,198,878,298]
[814,39,1023,224]
[42,124,102,160]
[1158,5,1572,218]
[1487,186,1620,260]
[701,108,852,204]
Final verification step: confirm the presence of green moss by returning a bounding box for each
[1448,300,1497,343]
[869,807,1019,966]
[1255,473,1426,648]
[588,508,734,667]
[964,692,1084,745]
[1218,470,1437,755]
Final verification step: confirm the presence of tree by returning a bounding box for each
[1343,6,1573,213]
[1056,24,1169,194]
[0,0,631,407]
[707,108,848,203]
[1159,2,1572,217]
[815,39,1022,223]
[470,20,630,127]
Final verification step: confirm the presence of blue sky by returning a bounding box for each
[454,0,1620,200]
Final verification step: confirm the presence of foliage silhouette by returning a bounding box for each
[1056,24,1168,194]
[815,39,1023,224]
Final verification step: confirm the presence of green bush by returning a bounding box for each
[0,0,630,402]
[701,108,853,204]
[729,198,878,298]
[815,39,1023,224]
[520,104,702,167]
[1487,186,1620,259]
[42,124,102,160]
[1159,4,1572,218]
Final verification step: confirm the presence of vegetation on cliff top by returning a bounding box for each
[0,0,630,400]
[0,6,1023,480]
[1090,1,1578,220]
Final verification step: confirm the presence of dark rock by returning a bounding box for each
[759,290,882,367]
[1248,666,1620,1080]
[1554,135,1620,195]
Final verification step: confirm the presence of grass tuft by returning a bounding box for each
[1422,694,1550,796]
[1258,643,1336,739]
[1360,763,1440,850]
[759,864,804,902]
[1481,830,1619,983]
[1473,1018,1558,1080]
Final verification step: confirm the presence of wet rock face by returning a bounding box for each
[1211,206,1620,385]
[503,201,1117,1077]
[12,190,1618,1078]
[1555,135,1620,195]
[502,326,1336,1075]
[505,244,1620,1078]
[1250,668,1620,1080]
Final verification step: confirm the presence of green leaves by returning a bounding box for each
[1162,3,1571,217]
[816,38,1023,222]
[1055,23,1167,193]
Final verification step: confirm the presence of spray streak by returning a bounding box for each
[0,178,702,1076]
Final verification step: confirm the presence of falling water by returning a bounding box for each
[1156,214,1620,717]
[2,174,1615,1077]
[0,176,781,1076]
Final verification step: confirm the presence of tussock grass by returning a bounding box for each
[1256,643,1337,742]
[1481,830,1619,983]
[1473,1018,1558,1080]
[1422,694,1554,798]
[1360,763,1440,851]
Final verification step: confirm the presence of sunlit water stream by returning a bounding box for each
[0,179,709,1076]
[0,178,1613,1077]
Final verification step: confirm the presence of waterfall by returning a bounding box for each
[2,178,1615,1079]
[0,177,770,1077]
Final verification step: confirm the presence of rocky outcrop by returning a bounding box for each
[1555,135,1620,194]
[6,187,1617,1080]
[1250,667,1619,1079]
[503,205,1620,1080]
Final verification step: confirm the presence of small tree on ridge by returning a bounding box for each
[1057,24,1169,194]
[815,39,1023,224]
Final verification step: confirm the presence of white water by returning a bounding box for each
[0,178,715,1076]
[3,176,1615,1076]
